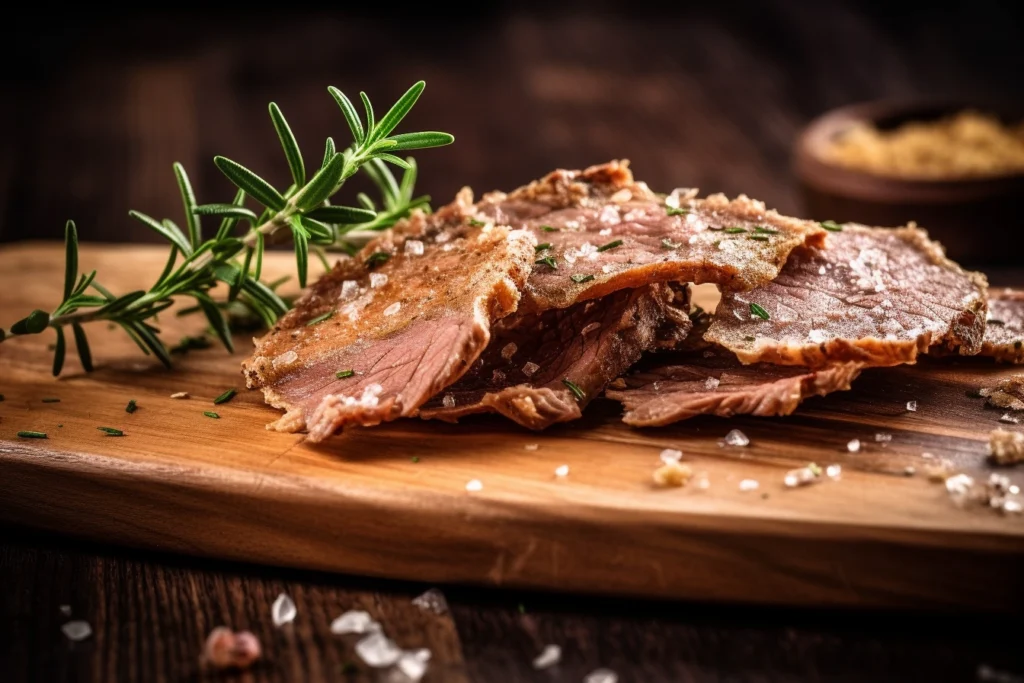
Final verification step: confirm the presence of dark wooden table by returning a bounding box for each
[2,3,1024,681]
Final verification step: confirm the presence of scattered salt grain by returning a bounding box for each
[396,649,431,681]
[1003,499,1023,515]
[581,322,601,336]
[818,265,827,275]
[355,632,403,668]
[659,448,683,464]
[501,343,518,360]
[404,239,424,256]
[693,471,711,490]
[724,429,750,447]
[704,377,720,391]
[904,466,916,476]
[989,428,1024,464]
[524,443,539,451]
[59,605,71,617]
[170,392,190,399]
[906,401,918,412]
[331,610,380,635]
[739,479,759,492]
[1000,413,1020,424]
[826,464,842,479]
[465,479,483,492]
[442,394,456,408]
[383,302,401,317]
[370,272,388,288]
[61,620,92,641]
[411,588,448,615]
[598,227,613,236]
[555,464,570,477]
[653,460,692,487]
[784,464,822,488]
[522,362,540,377]
[945,473,975,507]
[339,280,360,302]
[272,350,298,370]
[202,627,261,670]
[532,644,562,670]
[585,667,619,683]
[977,664,1024,683]
[271,593,296,627]
[847,439,861,453]
[875,432,892,443]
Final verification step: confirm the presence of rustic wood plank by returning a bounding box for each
[1,244,1022,612]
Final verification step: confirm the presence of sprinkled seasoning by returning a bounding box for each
[465,479,483,492]
[562,378,585,401]
[203,411,220,419]
[739,479,760,492]
[539,225,559,232]
[847,438,861,453]
[906,400,918,412]
[442,394,456,408]
[522,362,540,377]
[820,220,843,232]
[170,392,189,399]
[570,274,595,284]
[336,369,355,379]
[331,610,379,635]
[704,377,720,391]
[660,448,683,464]
[61,621,92,641]
[41,398,60,403]
[96,427,124,436]
[748,235,771,242]
[404,239,425,256]
[364,251,391,268]
[724,227,747,234]
[743,335,756,342]
[661,238,681,249]
[533,644,562,670]
[554,464,569,477]
[125,399,137,413]
[524,443,539,451]
[501,343,518,360]
[306,311,334,326]
[596,239,623,252]
[411,456,420,463]
[213,389,237,405]
[383,302,401,316]
[534,243,552,252]
[826,464,842,479]
[875,432,893,443]
[665,207,689,216]
[535,256,558,269]
[17,431,47,439]
[753,226,779,234]
[749,302,770,320]
[724,429,750,447]
[271,593,297,627]
[653,460,692,487]
[468,218,486,227]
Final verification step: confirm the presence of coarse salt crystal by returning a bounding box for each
[875,432,892,443]
[724,429,750,447]
[369,272,388,288]
[906,401,918,412]
[598,227,613,236]
[945,473,975,506]
[704,377,720,391]
[659,448,683,464]
[61,620,92,641]
[355,632,403,668]
[272,350,298,369]
[522,362,540,377]
[59,605,72,617]
[818,266,827,275]
[330,610,380,635]
[442,394,455,408]
[411,588,448,615]
[584,668,619,683]
[532,644,562,669]
[904,466,916,476]
[383,302,401,316]
[404,239,424,256]
[170,392,189,399]
[826,464,842,479]
[501,342,518,360]
[465,479,483,492]
[397,649,431,681]
[524,443,539,451]
[339,280,360,301]
[581,322,601,336]
[847,439,861,453]
[555,464,569,477]
[1000,413,1020,424]
[271,593,296,627]
[1002,499,1023,515]
[783,465,821,488]
[739,479,759,492]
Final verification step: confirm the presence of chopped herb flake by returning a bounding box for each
[748,234,770,242]
[213,389,237,405]
[203,411,220,419]
[988,319,1005,326]
[820,220,843,232]
[744,336,756,342]
[97,427,124,436]
[335,369,355,379]
[750,302,770,320]
[562,378,585,401]
[665,206,690,216]
[596,239,623,252]
[534,243,552,252]
[411,456,420,463]
[306,311,334,326]
[518,603,526,614]
[535,256,558,269]
[0,394,4,401]
[539,225,559,232]
[570,274,595,284]
[724,227,747,234]
[753,226,779,234]
[125,399,137,414]
[41,398,60,403]
[468,218,486,227]
[17,431,47,439]
[661,238,681,249]
[364,251,391,268]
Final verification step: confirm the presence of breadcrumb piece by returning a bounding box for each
[989,428,1024,464]
[653,460,692,487]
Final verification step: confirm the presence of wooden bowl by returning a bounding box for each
[793,100,1024,267]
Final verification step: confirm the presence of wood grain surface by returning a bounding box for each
[2,243,1022,614]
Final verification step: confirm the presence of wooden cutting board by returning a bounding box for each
[2,243,1022,611]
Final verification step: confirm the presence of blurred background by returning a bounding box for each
[1,0,1022,257]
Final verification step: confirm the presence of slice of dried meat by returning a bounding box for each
[242,193,535,441]
[472,161,826,312]
[705,224,988,368]
[606,350,862,426]
[981,289,1024,363]
[419,284,686,429]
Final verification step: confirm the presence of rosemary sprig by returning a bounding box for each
[0,82,453,376]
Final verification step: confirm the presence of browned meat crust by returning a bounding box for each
[242,192,535,441]
[606,350,863,426]
[705,224,988,368]
[981,289,1024,364]
[471,161,826,312]
[419,285,686,429]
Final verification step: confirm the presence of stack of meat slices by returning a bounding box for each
[244,162,1016,440]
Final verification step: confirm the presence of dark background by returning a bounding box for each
[2,0,1022,245]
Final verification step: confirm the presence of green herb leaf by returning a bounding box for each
[291,216,310,287]
[666,206,690,216]
[365,251,391,269]
[539,225,559,232]
[129,210,193,255]
[596,239,623,252]
[360,91,376,133]
[216,189,248,241]
[213,156,286,211]
[97,427,124,436]
[468,218,486,227]
[535,256,558,269]
[724,227,746,234]
[820,220,843,232]
[63,220,78,302]
[748,235,770,242]
[295,153,345,212]
[126,399,138,414]
[9,309,54,337]
[306,205,377,224]
[535,243,552,252]
[213,389,237,405]
[195,292,234,353]
[749,302,770,320]
[17,431,47,439]
[306,311,334,326]
[203,411,220,419]
[662,238,681,249]
[562,378,585,401]
[173,162,201,249]
[269,102,306,187]
[193,204,259,221]
[411,456,420,463]
[52,327,66,377]
[370,81,426,143]
[328,87,366,143]
[743,335,756,342]
[570,274,595,283]
[385,131,455,151]
[753,226,779,234]
[335,369,355,379]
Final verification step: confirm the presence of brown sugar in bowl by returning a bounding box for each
[794,100,1024,267]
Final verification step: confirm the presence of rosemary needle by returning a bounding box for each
[41,398,60,403]
[125,399,138,413]
[97,427,125,436]
[570,274,595,284]
[596,239,623,252]
[335,369,355,379]
[750,302,770,320]
[213,389,237,405]
[203,411,220,419]
[562,378,585,401]
[306,311,334,326]
[17,431,47,439]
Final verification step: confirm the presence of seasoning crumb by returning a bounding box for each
[61,620,92,642]
[875,432,892,443]
[784,464,821,488]
[524,443,539,451]
[97,427,125,437]
[847,439,861,453]
[501,342,518,360]
[465,479,483,492]
[522,361,540,377]
[693,472,711,490]
[354,632,403,668]
[410,456,420,463]
[724,429,750,447]
[330,610,380,635]
[704,377,721,391]
[584,667,619,683]
[659,448,683,464]
[441,393,456,408]
[59,605,71,617]
[945,473,975,507]
[170,392,189,399]
[203,411,220,419]
[739,479,760,492]
[396,648,432,681]
[826,464,842,479]
[125,399,137,414]
[532,644,562,670]
[202,626,261,670]
[271,593,296,627]
[989,428,1024,464]
[653,460,692,487]
[411,588,449,615]
[925,459,957,482]
[904,466,917,476]
[1000,413,1020,424]
[554,464,570,478]
[906,400,918,412]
